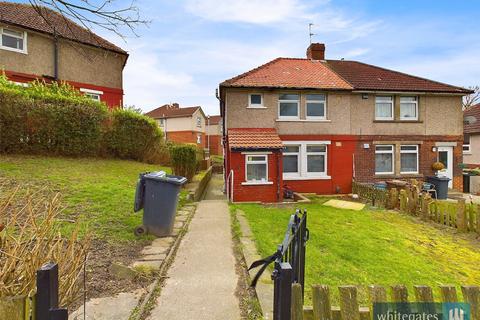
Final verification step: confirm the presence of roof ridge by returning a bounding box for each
[329,59,471,93]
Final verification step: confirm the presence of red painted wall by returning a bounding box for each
[4,70,123,109]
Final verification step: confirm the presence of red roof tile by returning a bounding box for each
[228,128,283,150]
[145,104,201,119]
[221,57,471,94]
[221,58,353,90]
[0,2,127,54]
[208,115,222,125]
[465,104,480,134]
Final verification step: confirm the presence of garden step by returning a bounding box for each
[132,260,163,269]
[141,246,169,255]
[139,254,166,261]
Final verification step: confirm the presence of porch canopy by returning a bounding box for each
[228,128,283,150]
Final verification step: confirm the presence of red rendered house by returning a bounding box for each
[219,43,471,203]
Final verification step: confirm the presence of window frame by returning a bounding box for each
[306,144,327,176]
[158,118,165,127]
[463,134,471,154]
[80,88,103,102]
[305,94,327,120]
[399,96,419,121]
[248,93,265,108]
[196,134,202,144]
[400,145,419,174]
[196,116,202,128]
[282,145,300,178]
[375,96,394,121]
[245,154,269,183]
[278,94,300,119]
[0,27,27,54]
[375,144,395,175]
[283,141,330,180]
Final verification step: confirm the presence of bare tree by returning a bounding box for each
[28,0,148,39]
[463,85,480,110]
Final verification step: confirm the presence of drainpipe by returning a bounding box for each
[207,115,211,154]
[53,29,59,81]
[277,151,281,202]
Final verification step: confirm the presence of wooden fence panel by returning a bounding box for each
[461,286,480,320]
[339,286,360,320]
[292,283,304,320]
[312,285,331,320]
[440,285,458,302]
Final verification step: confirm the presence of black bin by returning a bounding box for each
[426,176,450,200]
[134,171,187,237]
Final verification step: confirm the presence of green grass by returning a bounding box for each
[234,198,480,305]
[0,154,187,242]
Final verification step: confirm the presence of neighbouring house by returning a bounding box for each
[219,43,472,203]
[463,104,480,166]
[207,115,223,156]
[146,103,207,148]
[0,2,127,108]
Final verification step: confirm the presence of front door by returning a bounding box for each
[438,146,453,188]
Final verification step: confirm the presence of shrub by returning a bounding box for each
[169,144,198,180]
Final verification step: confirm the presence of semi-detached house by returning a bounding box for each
[219,43,472,203]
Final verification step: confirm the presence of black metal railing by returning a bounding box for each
[249,209,309,320]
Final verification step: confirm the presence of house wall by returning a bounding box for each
[167,131,206,148]
[464,134,480,165]
[208,135,222,155]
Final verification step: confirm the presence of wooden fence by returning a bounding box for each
[291,283,480,320]
[351,181,388,208]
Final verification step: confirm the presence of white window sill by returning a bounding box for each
[247,106,266,109]
[241,181,273,186]
[0,46,27,54]
[463,152,472,155]
[276,119,331,123]
[283,175,331,181]
[375,172,395,175]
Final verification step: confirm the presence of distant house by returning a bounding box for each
[464,104,480,166]
[207,115,222,156]
[146,103,206,148]
[0,2,128,108]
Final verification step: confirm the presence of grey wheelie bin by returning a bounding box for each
[133,171,187,237]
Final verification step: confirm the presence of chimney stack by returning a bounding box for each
[306,43,325,60]
[171,103,180,109]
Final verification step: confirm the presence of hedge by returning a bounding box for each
[169,144,198,180]
[0,74,165,162]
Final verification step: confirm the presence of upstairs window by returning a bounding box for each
[246,155,268,182]
[464,134,471,153]
[375,96,394,120]
[375,145,394,174]
[306,94,326,119]
[400,96,418,120]
[158,119,165,127]
[249,94,264,108]
[196,116,202,127]
[400,145,419,174]
[1,28,26,53]
[278,94,299,119]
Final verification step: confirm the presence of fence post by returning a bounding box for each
[461,286,480,320]
[299,210,307,298]
[439,285,458,302]
[35,263,68,320]
[312,285,331,320]
[457,199,467,232]
[292,283,304,320]
[273,262,293,320]
[476,205,480,236]
[339,286,360,320]
[399,190,407,213]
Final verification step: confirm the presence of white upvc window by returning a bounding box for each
[196,116,202,127]
[400,145,419,174]
[463,134,471,153]
[375,145,394,175]
[306,94,326,119]
[197,134,202,144]
[375,96,394,120]
[248,93,264,108]
[278,94,300,119]
[283,141,330,179]
[245,154,268,183]
[400,96,418,120]
[80,88,103,102]
[158,119,165,127]
[0,28,27,53]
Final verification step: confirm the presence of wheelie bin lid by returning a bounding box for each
[144,171,188,185]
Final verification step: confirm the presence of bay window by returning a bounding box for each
[245,155,268,182]
[400,145,419,174]
[375,145,394,174]
[306,94,326,119]
[375,96,394,120]
[400,96,418,120]
[283,142,329,179]
[278,94,299,118]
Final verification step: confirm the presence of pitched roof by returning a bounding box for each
[0,2,127,55]
[145,104,201,119]
[228,128,283,150]
[465,104,480,134]
[209,115,222,125]
[221,58,471,94]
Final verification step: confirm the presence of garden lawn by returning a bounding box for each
[235,198,480,305]
[0,154,185,242]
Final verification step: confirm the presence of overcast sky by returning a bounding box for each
[21,0,480,115]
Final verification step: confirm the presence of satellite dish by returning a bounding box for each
[464,115,477,125]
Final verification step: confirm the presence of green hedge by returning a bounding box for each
[169,144,198,180]
[0,74,165,162]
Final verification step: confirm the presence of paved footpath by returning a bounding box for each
[148,196,241,319]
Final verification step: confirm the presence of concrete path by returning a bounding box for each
[148,198,240,320]
[203,173,226,200]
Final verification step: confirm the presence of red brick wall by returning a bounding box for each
[208,135,222,155]
[167,131,206,148]
[228,150,282,203]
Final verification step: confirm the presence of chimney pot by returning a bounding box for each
[306,43,325,60]
[172,103,180,109]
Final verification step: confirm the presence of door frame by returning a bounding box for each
[437,146,453,188]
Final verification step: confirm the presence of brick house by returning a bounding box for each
[207,115,223,155]
[146,103,207,148]
[219,43,472,203]
[463,104,480,166]
[0,2,127,108]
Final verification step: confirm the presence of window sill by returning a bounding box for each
[276,119,331,123]
[247,106,267,109]
[283,175,331,181]
[373,120,423,123]
[0,46,27,54]
[241,181,273,186]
